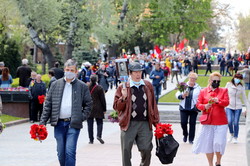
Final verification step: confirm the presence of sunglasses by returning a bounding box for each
[212,80,221,83]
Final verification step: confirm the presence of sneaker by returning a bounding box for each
[227,135,233,143]
[233,137,238,144]
[97,137,105,144]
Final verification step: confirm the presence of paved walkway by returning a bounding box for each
[0,75,248,166]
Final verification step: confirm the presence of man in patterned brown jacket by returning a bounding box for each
[113,61,159,166]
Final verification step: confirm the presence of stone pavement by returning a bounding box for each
[0,122,247,166]
[0,75,248,166]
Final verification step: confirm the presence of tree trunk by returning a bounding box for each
[108,44,119,59]
[64,4,79,61]
[64,41,74,61]
[27,23,55,69]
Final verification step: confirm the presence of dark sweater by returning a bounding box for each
[130,85,148,121]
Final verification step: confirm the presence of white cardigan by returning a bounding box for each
[226,82,250,110]
[175,82,201,110]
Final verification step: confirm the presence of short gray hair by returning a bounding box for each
[64,59,78,68]
[0,62,4,67]
[22,59,28,65]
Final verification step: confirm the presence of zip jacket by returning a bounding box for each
[225,82,250,110]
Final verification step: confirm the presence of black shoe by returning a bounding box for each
[97,137,104,144]
[183,136,187,143]
[189,141,193,144]
[89,141,93,144]
[215,162,221,166]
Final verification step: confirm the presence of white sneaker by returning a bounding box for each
[227,135,233,143]
[233,138,238,144]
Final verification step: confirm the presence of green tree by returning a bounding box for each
[237,14,250,51]
[0,34,21,77]
[15,0,62,69]
[142,0,213,45]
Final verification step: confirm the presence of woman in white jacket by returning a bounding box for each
[175,72,201,144]
[225,73,250,144]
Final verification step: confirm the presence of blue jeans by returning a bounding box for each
[153,85,162,104]
[54,121,80,166]
[245,83,250,90]
[226,108,242,138]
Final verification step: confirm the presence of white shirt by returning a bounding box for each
[59,82,72,119]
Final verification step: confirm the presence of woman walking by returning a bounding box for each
[193,72,229,166]
[87,75,106,144]
[175,72,201,144]
[225,74,250,144]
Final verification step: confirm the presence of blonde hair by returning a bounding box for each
[188,72,198,79]
[209,72,221,80]
[208,72,222,85]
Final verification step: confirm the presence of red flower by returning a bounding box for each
[154,123,173,139]
[38,95,45,104]
[30,124,48,142]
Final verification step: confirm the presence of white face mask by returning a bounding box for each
[65,71,76,80]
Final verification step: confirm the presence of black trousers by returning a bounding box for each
[204,68,212,76]
[87,118,103,142]
[180,110,198,142]
[30,99,43,122]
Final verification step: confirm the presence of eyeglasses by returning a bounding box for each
[189,77,197,80]
[212,80,221,83]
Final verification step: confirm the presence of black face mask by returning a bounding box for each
[211,81,220,89]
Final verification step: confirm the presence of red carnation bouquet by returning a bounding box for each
[154,123,173,139]
[30,124,48,142]
[38,95,45,104]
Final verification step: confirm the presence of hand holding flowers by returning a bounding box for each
[108,111,119,123]
[30,124,48,142]
[175,82,188,93]
[205,97,218,112]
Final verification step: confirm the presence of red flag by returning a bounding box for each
[178,40,185,51]
[154,45,161,58]
[199,40,203,50]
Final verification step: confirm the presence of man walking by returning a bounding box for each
[40,59,92,166]
[16,59,32,87]
[113,62,159,166]
[149,62,165,104]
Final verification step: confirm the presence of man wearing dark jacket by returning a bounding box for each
[40,59,92,166]
[29,74,46,122]
[50,62,64,79]
[16,59,32,87]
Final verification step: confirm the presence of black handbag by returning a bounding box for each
[155,135,179,164]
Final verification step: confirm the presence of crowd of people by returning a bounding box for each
[1,47,250,166]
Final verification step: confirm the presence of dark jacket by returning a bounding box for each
[40,78,92,129]
[113,80,159,131]
[96,69,109,92]
[50,67,64,79]
[29,81,46,100]
[16,65,32,87]
[88,84,106,119]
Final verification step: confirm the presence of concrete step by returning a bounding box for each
[105,109,246,125]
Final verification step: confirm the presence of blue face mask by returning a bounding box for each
[132,81,141,85]
[234,78,241,84]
